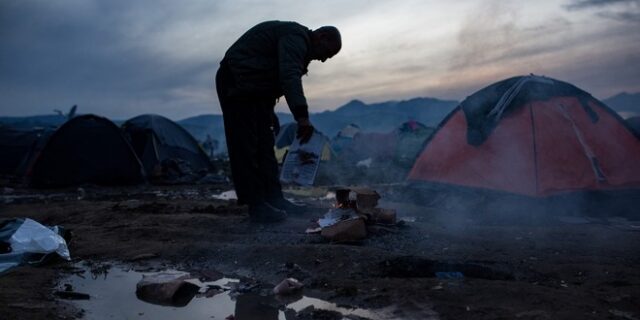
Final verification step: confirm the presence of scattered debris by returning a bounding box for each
[273,278,304,295]
[279,262,310,280]
[361,207,397,225]
[515,310,549,318]
[193,269,224,282]
[318,208,358,228]
[321,217,367,242]
[435,271,465,280]
[211,190,237,201]
[283,186,330,197]
[353,188,380,208]
[356,158,373,168]
[609,309,639,320]
[228,281,260,296]
[380,256,514,280]
[128,253,159,262]
[197,173,228,184]
[76,187,86,200]
[309,187,399,243]
[54,291,91,300]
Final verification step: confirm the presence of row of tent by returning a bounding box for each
[274,74,640,197]
[3,74,639,198]
[275,120,434,168]
[0,114,213,187]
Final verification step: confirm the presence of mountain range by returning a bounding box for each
[1,92,638,154]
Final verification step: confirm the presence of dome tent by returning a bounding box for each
[394,120,434,167]
[29,115,145,187]
[408,75,640,197]
[0,126,53,177]
[121,114,213,176]
[626,116,640,139]
[337,120,433,167]
[331,123,360,155]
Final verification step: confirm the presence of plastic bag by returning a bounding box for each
[10,218,70,260]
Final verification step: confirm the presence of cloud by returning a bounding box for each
[0,1,223,119]
[564,0,640,23]
[564,0,637,10]
[597,10,640,22]
[1,1,638,118]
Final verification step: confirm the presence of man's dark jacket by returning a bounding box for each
[221,21,312,120]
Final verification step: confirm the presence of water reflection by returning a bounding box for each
[57,264,396,320]
[235,294,279,320]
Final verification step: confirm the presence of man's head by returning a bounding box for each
[310,26,341,62]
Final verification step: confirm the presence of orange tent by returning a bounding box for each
[408,75,640,197]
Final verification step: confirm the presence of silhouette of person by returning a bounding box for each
[215,21,341,222]
[203,134,216,158]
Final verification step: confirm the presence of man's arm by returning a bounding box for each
[278,34,309,121]
[296,117,314,144]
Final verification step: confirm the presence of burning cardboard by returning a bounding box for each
[352,188,380,209]
[360,207,397,225]
[320,217,367,242]
[312,187,398,242]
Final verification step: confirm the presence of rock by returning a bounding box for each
[135,271,200,307]
[273,278,303,295]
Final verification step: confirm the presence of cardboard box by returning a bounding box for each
[358,207,397,225]
[353,188,380,209]
[373,208,396,225]
[321,218,367,242]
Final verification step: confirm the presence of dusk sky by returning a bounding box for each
[1,0,639,120]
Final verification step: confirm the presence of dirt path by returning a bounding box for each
[1,184,639,319]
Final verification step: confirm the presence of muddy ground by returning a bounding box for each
[0,183,639,320]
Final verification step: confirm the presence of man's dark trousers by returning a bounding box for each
[215,63,284,206]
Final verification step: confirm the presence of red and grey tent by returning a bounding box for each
[626,116,640,139]
[408,75,640,197]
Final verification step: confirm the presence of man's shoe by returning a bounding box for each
[249,202,287,223]
[268,198,306,215]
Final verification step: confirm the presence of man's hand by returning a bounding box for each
[296,117,314,144]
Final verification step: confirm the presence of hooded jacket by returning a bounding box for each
[221,21,312,120]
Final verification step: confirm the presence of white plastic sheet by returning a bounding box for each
[211,190,238,201]
[10,218,70,260]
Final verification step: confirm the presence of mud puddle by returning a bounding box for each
[56,263,401,320]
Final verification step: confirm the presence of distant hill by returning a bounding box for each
[604,92,640,112]
[175,97,459,154]
[0,97,459,155]
[603,92,640,118]
[7,91,637,156]
[0,114,67,129]
[177,114,225,143]
[304,97,458,137]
